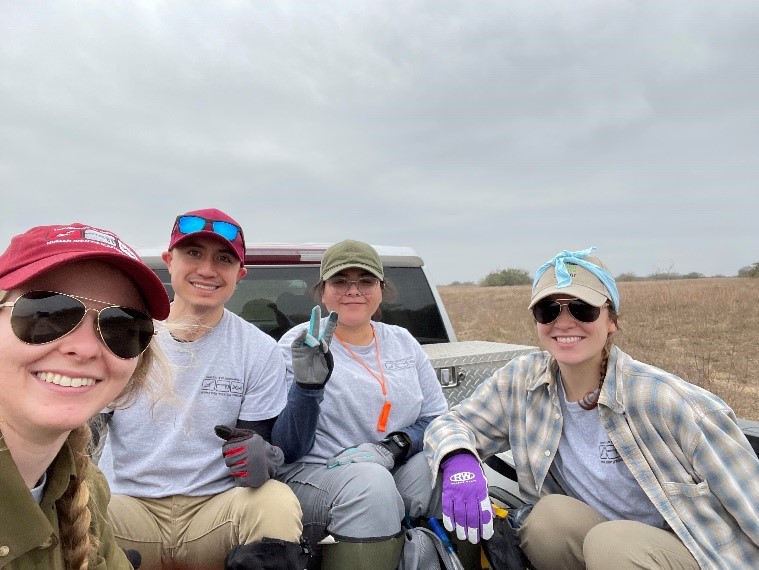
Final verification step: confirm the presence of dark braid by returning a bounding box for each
[579,305,619,410]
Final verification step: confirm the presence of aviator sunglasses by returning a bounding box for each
[532,298,608,325]
[175,215,243,242]
[1,291,155,359]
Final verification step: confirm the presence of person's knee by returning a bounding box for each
[584,520,685,569]
[328,464,404,539]
[245,480,302,516]
[520,494,605,570]
[585,522,621,565]
[231,481,303,542]
[524,494,571,535]
[341,463,403,512]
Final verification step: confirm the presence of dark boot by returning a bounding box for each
[225,537,311,570]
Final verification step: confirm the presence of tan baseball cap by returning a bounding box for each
[529,255,612,309]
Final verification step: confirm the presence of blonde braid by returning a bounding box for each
[57,424,99,570]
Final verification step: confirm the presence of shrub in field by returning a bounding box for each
[647,271,705,281]
[480,268,532,287]
[616,272,641,282]
[738,262,759,278]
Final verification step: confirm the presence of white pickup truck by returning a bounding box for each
[141,243,759,505]
[140,243,536,408]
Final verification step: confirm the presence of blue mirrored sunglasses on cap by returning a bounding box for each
[175,215,242,241]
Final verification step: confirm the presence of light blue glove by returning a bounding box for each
[291,306,338,388]
[327,442,395,470]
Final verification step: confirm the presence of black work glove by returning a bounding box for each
[214,425,284,488]
[291,306,338,389]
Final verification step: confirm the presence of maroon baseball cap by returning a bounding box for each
[0,223,170,320]
[169,208,246,263]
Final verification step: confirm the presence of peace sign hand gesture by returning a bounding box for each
[291,306,338,389]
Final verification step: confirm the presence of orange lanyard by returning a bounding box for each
[335,327,392,432]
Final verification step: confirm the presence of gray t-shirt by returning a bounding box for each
[551,377,665,528]
[100,309,287,497]
[279,320,448,463]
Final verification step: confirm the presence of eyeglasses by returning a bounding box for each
[175,215,243,242]
[532,298,607,325]
[1,291,155,359]
[327,276,381,295]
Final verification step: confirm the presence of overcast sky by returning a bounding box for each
[1,1,757,284]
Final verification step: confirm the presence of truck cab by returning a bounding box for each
[141,243,456,344]
[141,242,535,408]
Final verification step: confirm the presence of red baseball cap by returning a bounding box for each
[169,208,246,263]
[0,223,170,320]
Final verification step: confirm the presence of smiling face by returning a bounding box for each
[536,295,617,374]
[0,260,146,440]
[321,267,383,329]
[162,236,246,316]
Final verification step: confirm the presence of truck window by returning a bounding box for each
[151,266,450,344]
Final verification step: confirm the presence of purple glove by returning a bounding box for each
[214,425,284,488]
[441,452,494,544]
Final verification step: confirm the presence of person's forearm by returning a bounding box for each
[271,383,324,462]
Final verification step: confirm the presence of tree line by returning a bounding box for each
[447,262,759,287]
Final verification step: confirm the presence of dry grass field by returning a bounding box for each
[439,278,759,421]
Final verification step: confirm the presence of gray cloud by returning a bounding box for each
[1,0,757,283]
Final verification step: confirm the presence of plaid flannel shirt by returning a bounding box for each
[424,346,759,569]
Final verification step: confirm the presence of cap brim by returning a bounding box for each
[170,231,243,263]
[528,284,609,309]
[322,262,383,281]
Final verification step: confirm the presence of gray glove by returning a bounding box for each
[326,442,396,470]
[214,425,284,488]
[292,306,338,389]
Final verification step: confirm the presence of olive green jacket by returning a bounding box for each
[0,441,131,569]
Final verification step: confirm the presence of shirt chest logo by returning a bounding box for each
[599,440,622,463]
[383,357,415,371]
[201,376,244,396]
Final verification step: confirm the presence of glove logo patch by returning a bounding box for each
[450,471,476,483]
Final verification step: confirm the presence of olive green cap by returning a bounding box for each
[320,239,384,281]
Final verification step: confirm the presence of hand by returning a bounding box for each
[214,425,284,488]
[326,442,396,470]
[291,306,338,389]
[441,452,494,544]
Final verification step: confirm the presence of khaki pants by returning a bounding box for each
[519,494,699,570]
[109,481,302,570]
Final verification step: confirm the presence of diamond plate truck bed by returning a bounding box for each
[423,340,536,407]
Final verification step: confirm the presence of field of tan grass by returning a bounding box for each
[438,278,759,421]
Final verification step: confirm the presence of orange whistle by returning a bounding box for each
[377,401,391,432]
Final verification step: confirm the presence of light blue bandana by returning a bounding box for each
[532,246,620,311]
